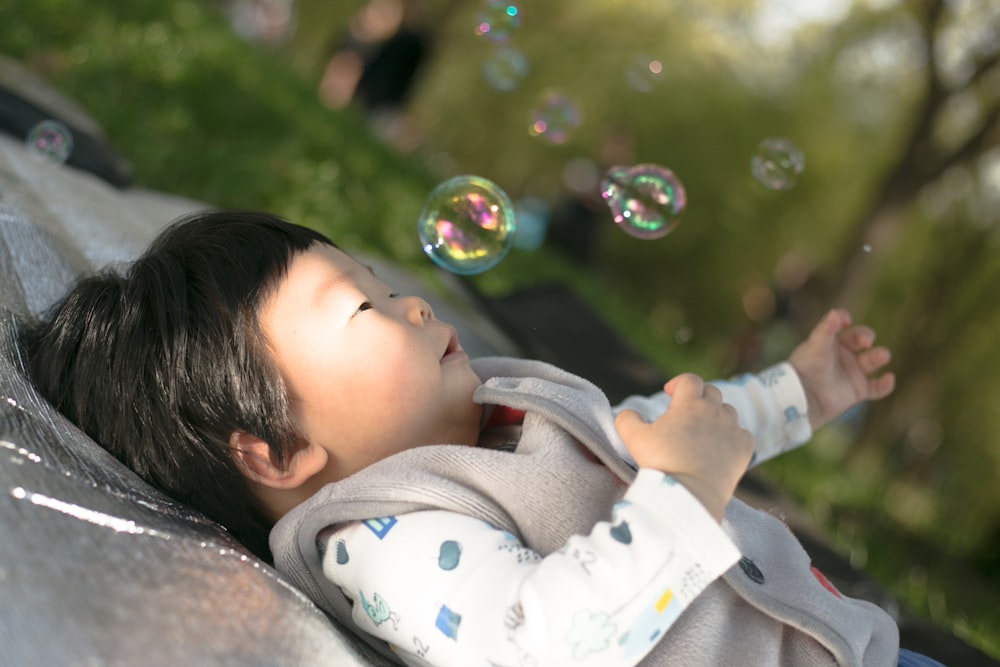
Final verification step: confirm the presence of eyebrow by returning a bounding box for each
[315,263,378,302]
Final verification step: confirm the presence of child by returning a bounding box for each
[28,209,932,666]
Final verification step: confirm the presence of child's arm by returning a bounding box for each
[611,309,894,469]
[322,470,739,667]
[614,362,811,469]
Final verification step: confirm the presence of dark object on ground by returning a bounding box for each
[0,55,133,187]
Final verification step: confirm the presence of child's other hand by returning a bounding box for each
[789,308,895,431]
[615,374,754,521]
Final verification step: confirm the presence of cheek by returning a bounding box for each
[349,328,437,391]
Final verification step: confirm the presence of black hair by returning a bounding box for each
[27,209,334,561]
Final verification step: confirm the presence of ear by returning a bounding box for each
[230,430,328,490]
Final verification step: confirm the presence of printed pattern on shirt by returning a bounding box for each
[323,469,740,666]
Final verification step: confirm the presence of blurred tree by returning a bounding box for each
[811,0,1000,314]
[794,0,1000,575]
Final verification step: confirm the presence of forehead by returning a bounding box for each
[268,243,381,309]
[261,244,379,337]
[287,243,373,283]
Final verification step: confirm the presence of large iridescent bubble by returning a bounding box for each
[601,164,687,240]
[418,175,517,274]
[26,120,73,164]
[751,137,805,190]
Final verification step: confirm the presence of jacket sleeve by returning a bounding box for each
[320,468,740,667]
[611,361,812,468]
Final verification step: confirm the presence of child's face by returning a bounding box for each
[260,243,484,483]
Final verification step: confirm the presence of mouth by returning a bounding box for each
[441,327,467,362]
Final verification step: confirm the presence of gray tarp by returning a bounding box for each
[0,131,511,667]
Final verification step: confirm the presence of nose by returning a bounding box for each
[404,295,435,324]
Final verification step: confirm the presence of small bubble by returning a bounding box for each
[417,175,517,275]
[751,137,804,191]
[11,487,26,499]
[601,164,687,239]
[481,45,529,92]
[624,54,664,93]
[528,91,581,145]
[26,120,74,164]
[562,157,599,194]
[475,0,521,43]
[227,0,297,44]
[4,396,18,407]
[862,243,872,253]
[511,197,549,251]
[674,327,693,344]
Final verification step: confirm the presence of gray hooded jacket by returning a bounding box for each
[271,357,899,666]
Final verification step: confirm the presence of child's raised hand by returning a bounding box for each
[789,308,895,431]
[615,374,754,521]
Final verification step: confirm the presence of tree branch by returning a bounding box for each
[958,49,1000,94]
[928,97,1000,181]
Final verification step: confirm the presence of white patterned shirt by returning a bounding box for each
[320,363,811,666]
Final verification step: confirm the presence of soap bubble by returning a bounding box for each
[511,197,549,250]
[418,175,516,275]
[624,55,664,93]
[226,0,297,44]
[751,137,805,190]
[601,164,687,240]
[475,0,520,43]
[26,120,73,164]
[481,45,529,92]
[528,92,581,145]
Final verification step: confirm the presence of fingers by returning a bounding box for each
[856,345,891,374]
[614,409,644,439]
[703,384,724,405]
[839,324,877,352]
[813,308,851,341]
[868,371,896,399]
[663,373,705,400]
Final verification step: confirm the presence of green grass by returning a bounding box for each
[760,429,1000,658]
